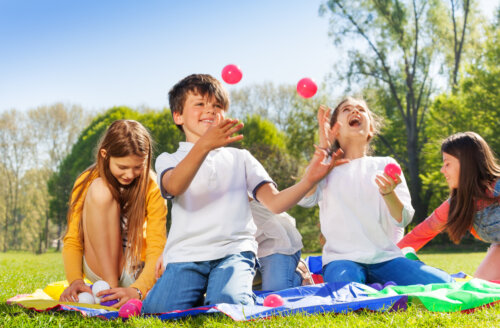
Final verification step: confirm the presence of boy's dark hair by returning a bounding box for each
[168,74,230,132]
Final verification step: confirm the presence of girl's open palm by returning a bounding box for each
[318,105,341,154]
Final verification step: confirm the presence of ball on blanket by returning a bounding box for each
[119,299,143,318]
[100,294,119,307]
[78,292,95,304]
[263,294,284,307]
[383,281,397,288]
[369,283,383,291]
[92,280,110,303]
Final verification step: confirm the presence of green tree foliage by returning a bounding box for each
[319,0,481,221]
[422,20,500,209]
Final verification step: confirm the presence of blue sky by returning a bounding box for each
[0,0,497,113]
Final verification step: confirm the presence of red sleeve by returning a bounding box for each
[397,200,449,251]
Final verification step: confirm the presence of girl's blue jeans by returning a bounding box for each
[259,251,302,291]
[141,251,256,314]
[323,257,453,286]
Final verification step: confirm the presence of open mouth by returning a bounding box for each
[348,116,361,127]
[200,119,214,124]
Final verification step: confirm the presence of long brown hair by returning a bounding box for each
[329,96,382,154]
[66,119,152,270]
[442,132,500,243]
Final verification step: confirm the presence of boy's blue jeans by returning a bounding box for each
[259,251,302,291]
[141,251,256,314]
[323,257,453,286]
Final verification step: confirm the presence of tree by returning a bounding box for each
[0,110,33,251]
[27,104,90,252]
[319,0,479,220]
[230,83,297,130]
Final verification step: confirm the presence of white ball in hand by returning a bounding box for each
[92,280,110,303]
[78,292,95,304]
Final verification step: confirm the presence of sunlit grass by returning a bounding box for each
[1,251,499,327]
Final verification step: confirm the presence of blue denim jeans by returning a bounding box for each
[259,251,302,291]
[323,257,453,286]
[142,251,256,314]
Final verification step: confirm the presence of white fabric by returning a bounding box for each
[250,200,303,258]
[155,142,274,263]
[298,156,414,265]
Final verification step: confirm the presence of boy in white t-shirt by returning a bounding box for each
[141,74,340,313]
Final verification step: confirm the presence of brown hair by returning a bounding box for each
[66,120,153,270]
[168,74,230,132]
[442,132,500,243]
[329,96,382,154]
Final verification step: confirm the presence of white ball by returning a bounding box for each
[78,292,95,304]
[92,280,110,303]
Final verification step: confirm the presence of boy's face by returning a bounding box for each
[173,92,225,143]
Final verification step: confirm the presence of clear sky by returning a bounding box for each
[0,0,497,113]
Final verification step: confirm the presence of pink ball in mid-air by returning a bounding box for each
[221,64,243,84]
[263,294,284,308]
[296,77,317,98]
[118,299,143,318]
[384,163,402,181]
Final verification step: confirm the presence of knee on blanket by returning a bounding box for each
[205,291,254,306]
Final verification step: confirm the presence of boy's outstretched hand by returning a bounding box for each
[199,113,244,151]
[304,145,349,184]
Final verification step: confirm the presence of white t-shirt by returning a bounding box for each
[299,156,414,265]
[155,142,274,263]
[250,200,303,258]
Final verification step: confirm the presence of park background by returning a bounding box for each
[0,0,499,255]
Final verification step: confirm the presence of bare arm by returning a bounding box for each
[257,147,341,213]
[163,116,244,196]
[375,173,404,222]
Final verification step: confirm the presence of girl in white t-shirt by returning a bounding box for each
[300,97,452,286]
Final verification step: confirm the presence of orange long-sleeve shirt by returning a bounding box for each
[62,170,167,297]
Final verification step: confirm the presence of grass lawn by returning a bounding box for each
[0,251,499,327]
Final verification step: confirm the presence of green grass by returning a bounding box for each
[1,251,499,327]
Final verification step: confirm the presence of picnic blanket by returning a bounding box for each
[7,277,500,321]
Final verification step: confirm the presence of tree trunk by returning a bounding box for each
[406,126,425,221]
[44,209,49,252]
[56,219,63,251]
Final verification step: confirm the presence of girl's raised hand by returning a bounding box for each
[318,105,341,154]
[318,105,332,149]
[375,172,402,196]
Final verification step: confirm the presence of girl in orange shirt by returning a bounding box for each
[60,120,167,308]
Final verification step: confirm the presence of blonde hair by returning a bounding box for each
[65,120,152,270]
